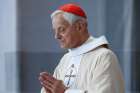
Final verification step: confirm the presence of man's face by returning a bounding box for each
[52,14,80,49]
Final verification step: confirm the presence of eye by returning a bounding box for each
[58,27,65,33]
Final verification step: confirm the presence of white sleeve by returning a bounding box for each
[65,89,86,93]
[87,50,124,93]
[40,68,58,93]
[65,50,124,93]
[41,87,86,93]
[40,87,46,93]
[40,54,68,93]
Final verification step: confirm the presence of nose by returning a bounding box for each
[54,32,61,39]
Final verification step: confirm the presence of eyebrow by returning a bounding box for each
[52,25,65,32]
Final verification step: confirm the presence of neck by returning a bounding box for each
[74,32,90,48]
[80,33,90,45]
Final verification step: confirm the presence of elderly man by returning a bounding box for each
[39,3,125,93]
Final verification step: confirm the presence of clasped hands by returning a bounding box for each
[39,72,68,93]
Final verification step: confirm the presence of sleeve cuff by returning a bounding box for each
[41,87,46,93]
[64,89,86,93]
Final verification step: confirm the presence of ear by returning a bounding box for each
[74,20,84,31]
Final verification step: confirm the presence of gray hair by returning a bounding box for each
[51,10,87,25]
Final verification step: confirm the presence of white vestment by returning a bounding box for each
[41,36,125,93]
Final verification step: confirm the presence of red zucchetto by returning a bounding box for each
[58,3,87,18]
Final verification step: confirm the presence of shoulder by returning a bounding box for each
[87,47,117,58]
[55,52,70,69]
[83,47,114,57]
[84,47,119,66]
[59,52,70,63]
[94,48,119,68]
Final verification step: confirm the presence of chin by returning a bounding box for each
[60,44,69,49]
[60,44,65,48]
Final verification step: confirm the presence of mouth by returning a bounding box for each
[58,40,66,47]
[57,40,63,44]
[59,41,65,45]
[58,39,64,43]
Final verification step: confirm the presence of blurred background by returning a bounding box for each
[0,0,140,93]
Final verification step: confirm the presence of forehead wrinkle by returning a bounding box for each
[52,14,70,30]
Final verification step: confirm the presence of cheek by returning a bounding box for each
[62,29,77,45]
[65,34,76,45]
[61,34,71,45]
[63,35,72,43]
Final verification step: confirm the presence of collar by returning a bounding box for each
[68,35,109,57]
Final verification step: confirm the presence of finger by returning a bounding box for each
[40,73,56,83]
[38,76,44,81]
[41,81,54,93]
[40,72,50,76]
[39,75,48,83]
[40,75,54,84]
[41,83,52,93]
[42,80,54,88]
[41,78,54,88]
[39,77,53,87]
[39,75,55,86]
[40,72,55,81]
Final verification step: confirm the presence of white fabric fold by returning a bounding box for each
[65,89,86,93]
[68,35,108,57]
